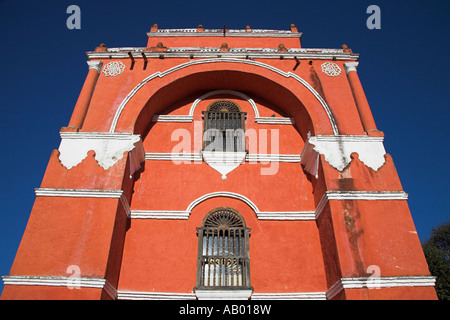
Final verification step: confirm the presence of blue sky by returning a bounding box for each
[0,0,449,295]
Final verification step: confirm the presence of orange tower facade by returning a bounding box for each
[1,25,437,300]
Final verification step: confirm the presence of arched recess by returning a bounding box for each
[111,59,339,139]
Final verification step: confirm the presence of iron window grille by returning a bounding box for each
[202,100,247,152]
[195,207,252,290]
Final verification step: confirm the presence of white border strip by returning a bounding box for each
[315,191,409,219]
[149,29,301,38]
[131,210,189,219]
[251,292,326,300]
[145,153,202,162]
[326,276,436,300]
[35,188,123,198]
[2,275,117,299]
[144,152,301,163]
[326,191,409,201]
[117,290,196,300]
[34,188,131,218]
[152,115,193,122]
[255,117,294,124]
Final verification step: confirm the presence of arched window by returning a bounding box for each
[202,100,246,152]
[195,208,252,290]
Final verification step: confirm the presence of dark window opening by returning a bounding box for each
[202,100,246,152]
[195,207,252,290]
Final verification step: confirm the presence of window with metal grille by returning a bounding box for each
[202,100,247,152]
[195,208,252,290]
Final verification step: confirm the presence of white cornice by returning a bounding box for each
[2,275,116,299]
[326,276,436,300]
[148,28,301,38]
[87,47,358,61]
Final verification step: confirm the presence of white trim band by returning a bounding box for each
[34,188,131,218]
[152,115,193,122]
[251,292,326,300]
[195,289,253,300]
[326,276,436,300]
[88,47,359,61]
[117,290,196,300]
[326,190,409,201]
[117,290,327,300]
[35,188,124,198]
[315,191,409,219]
[2,275,116,299]
[255,117,294,124]
[149,28,301,38]
[145,152,302,163]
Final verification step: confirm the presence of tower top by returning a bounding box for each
[146,25,302,49]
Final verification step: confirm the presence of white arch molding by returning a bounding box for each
[130,191,316,220]
[189,89,259,117]
[152,89,295,125]
[109,58,339,135]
